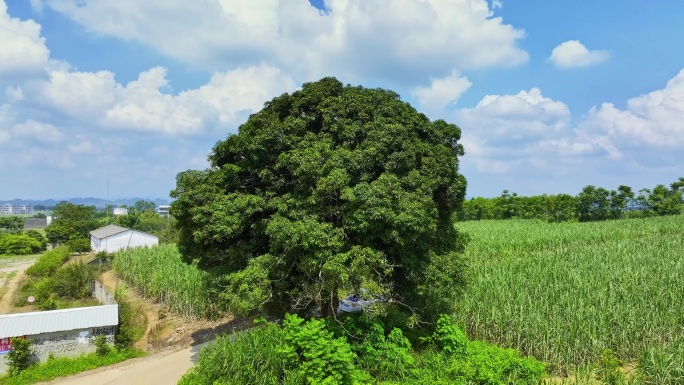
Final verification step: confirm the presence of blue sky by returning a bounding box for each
[1,0,683,200]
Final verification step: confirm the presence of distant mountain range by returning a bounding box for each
[0,197,171,208]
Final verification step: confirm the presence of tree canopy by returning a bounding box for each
[45,202,98,246]
[171,77,468,321]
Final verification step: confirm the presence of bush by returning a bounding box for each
[179,322,294,385]
[0,234,43,256]
[52,262,93,299]
[94,335,110,357]
[114,286,147,349]
[24,230,47,252]
[6,338,34,376]
[182,314,546,385]
[66,237,91,255]
[281,314,359,384]
[25,246,71,277]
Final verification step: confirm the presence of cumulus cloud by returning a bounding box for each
[456,69,684,184]
[549,40,609,68]
[25,64,296,135]
[457,87,570,142]
[12,119,65,142]
[454,88,573,176]
[580,68,684,148]
[0,0,50,77]
[33,0,528,81]
[412,70,472,114]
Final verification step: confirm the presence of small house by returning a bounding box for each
[89,224,158,253]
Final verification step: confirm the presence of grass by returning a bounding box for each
[0,348,145,385]
[0,254,41,262]
[114,244,223,319]
[0,271,17,302]
[454,215,684,377]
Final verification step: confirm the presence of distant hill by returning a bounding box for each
[1,197,171,208]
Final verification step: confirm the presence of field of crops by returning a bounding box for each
[114,244,223,319]
[454,215,684,376]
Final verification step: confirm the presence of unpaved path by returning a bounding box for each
[43,342,211,385]
[0,257,38,313]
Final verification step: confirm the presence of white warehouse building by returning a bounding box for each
[89,224,158,253]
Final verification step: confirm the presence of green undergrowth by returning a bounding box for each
[180,313,545,385]
[0,348,145,385]
[25,246,70,278]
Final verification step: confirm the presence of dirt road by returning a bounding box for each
[44,342,210,385]
[0,257,38,313]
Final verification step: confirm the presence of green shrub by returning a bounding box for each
[25,246,71,277]
[426,314,469,357]
[37,293,58,311]
[31,277,54,303]
[6,338,34,376]
[179,322,294,385]
[356,323,414,381]
[52,262,93,299]
[24,230,47,252]
[0,234,43,256]
[597,348,627,384]
[66,237,91,255]
[281,314,359,384]
[94,335,110,357]
[181,314,545,385]
[114,286,146,349]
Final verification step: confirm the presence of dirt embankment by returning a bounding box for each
[99,269,248,353]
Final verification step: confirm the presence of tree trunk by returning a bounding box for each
[320,288,339,318]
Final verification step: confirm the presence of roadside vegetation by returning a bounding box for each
[12,246,99,310]
[181,314,545,385]
[0,346,144,385]
[455,215,684,381]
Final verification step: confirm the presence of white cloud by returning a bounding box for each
[34,0,528,80]
[5,86,24,101]
[457,88,570,141]
[580,68,684,148]
[28,64,296,135]
[457,69,684,184]
[491,0,503,9]
[549,40,609,68]
[68,135,96,154]
[12,120,65,142]
[412,70,472,113]
[0,0,50,77]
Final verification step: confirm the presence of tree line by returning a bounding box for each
[458,177,684,222]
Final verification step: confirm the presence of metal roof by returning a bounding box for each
[89,224,130,239]
[0,305,118,338]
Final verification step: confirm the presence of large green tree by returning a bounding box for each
[45,202,98,246]
[171,78,468,321]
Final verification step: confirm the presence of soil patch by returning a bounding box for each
[0,257,38,314]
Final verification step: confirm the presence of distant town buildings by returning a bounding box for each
[113,207,128,216]
[157,205,170,217]
[0,204,34,215]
